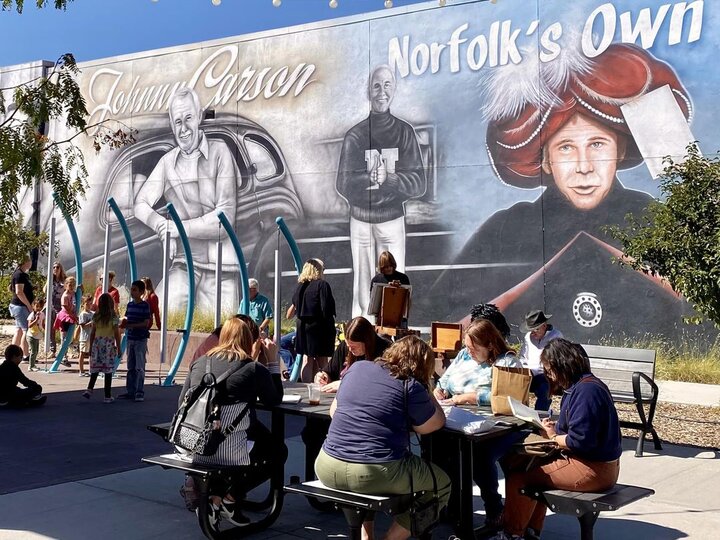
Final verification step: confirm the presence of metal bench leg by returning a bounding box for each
[651,427,663,450]
[195,476,222,540]
[578,511,599,540]
[635,432,646,457]
[341,507,369,540]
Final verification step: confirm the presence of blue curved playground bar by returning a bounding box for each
[107,197,138,282]
[49,192,83,373]
[163,203,195,386]
[275,217,304,382]
[217,210,250,316]
[275,216,303,274]
[107,197,137,369]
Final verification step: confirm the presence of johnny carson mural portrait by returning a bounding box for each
[431,41,698,340]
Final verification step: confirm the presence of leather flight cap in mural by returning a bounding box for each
[483,42,693,188]
[520,310,552,333]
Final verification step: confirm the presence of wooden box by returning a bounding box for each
[431,322,463,353]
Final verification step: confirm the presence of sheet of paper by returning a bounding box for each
[442,406,495,434]
[282,394,302,404]
[508,397,544,430]
[621,85,697,179]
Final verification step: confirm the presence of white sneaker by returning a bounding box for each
[103,397,115,404]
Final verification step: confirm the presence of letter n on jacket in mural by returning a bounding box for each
[18,0,717,343]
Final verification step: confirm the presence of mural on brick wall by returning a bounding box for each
[14,0,716,343]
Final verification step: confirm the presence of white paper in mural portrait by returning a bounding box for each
[621,85,698,179]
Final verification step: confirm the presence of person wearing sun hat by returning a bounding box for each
[519,309,562,411]
[432,41,694,324]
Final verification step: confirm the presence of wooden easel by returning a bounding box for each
[431,322,463,377]
[375,285,417,338]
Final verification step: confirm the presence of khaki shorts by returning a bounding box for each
[79,340,91,354]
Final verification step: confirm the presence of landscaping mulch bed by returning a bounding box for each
[616,401,720,450]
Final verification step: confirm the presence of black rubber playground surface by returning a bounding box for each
[0,384,181,495]
[0,383,306,496]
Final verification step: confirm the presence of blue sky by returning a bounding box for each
[0,0,436,66]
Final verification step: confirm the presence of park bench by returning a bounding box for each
[142,422,283,540]
[581,344,661,457]
[520,483,655,540]
[284,476,434,540]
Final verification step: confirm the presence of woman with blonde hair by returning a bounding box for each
[178,317,286,525]
[286,258,336,382]
[316,335,451,540]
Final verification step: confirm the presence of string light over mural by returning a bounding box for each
[152,0,501,8]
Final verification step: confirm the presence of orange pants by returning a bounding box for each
[503,454,620,536]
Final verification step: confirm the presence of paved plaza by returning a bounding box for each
[1,371,719,539]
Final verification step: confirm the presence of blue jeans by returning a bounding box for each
[531,373,551,411]
[279,331,296,372]
[125,338,148,398]
[9,304,30,331]
[472,429,527,518]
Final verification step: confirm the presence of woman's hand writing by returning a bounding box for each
[542,418,557,439]
[433,387,448,400]
[314,371,330,385]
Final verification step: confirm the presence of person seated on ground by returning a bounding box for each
[519,310,563,411]
[0,344,46,408]
[491,339,622,540]
[178,317,287,525]
[315,335,451,540]
[434,318,525,529]
[314,316,391,393]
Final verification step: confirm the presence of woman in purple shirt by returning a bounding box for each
[315,335,451,540]
[493,339,622,540]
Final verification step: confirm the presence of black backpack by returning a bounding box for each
[169,357,249,456]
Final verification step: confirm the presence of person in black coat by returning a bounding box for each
[286,258,336,382]
[178,317,286,525]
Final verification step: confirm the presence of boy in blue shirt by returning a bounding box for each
[119,280,151,402]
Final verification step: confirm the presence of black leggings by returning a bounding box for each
[87,373,112,398]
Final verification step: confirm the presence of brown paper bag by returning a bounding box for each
[490,365,531,415]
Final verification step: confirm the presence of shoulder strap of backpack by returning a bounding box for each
[221,402,252,436]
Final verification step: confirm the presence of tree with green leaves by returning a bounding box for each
[0,0,132,272]
[608,145,720,326]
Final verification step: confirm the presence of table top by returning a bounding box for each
[262,384,529,441]
[256,382,334,417]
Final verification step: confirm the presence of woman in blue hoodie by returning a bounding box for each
[492,339,622,540]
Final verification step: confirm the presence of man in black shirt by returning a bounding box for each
[0,345,46,408]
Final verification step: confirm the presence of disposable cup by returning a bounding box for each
[308,383,321,405]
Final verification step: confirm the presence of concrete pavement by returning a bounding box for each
[0,368,718,539]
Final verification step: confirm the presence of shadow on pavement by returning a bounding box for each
[0,384,181,495]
